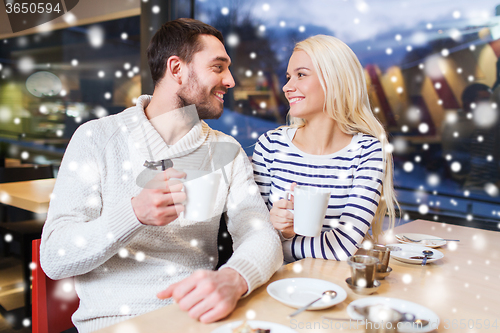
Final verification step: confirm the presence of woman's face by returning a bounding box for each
[283,50,326,120]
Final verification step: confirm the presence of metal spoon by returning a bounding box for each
[421,250,433,266]
[288,290,337,318]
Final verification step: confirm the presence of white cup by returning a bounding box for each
[180,170,221,222]
[286,186,330,237]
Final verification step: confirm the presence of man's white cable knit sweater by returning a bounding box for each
[40,95,283,333]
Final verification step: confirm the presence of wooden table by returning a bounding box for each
[0,178,55,317]
[95,220,500,332]
[0,178,55,214]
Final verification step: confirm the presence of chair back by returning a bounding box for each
[32,239,79,333]
[0,165,53,183]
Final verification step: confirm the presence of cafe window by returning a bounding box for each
[195,0,500,228]
[0,15,141,166]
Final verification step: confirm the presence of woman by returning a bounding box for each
[252,35,398,263]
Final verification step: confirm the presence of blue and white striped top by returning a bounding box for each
[252,127,384,263]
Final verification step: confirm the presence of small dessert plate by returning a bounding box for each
[388,243,444,264]
[347,297,440,332]
[395,233,446,248]
[345,277,381,295]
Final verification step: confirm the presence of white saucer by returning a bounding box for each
[395,233,446,248]
[387,243,444,264]
[212,320,297,333]
[347,297,440,333]
[267,278,347,310]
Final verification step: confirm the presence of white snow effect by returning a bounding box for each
[448,242,458,251]
[246,310,256,320]
[118,248,129,258]
[120,305,130,315]
[418,123,429,133]
[418,204,429,215]
[473,102,497,128]
[123,161,132,170]
[4,234,12,242]
[165,265,176,276]
[450,162,461,172]
[62,282,73,293]
[227,33,239,47]
[427,174,440,186]
[402,274,412,284]
[403,162,414,172]
[74,236,87,248]
[88,25,104,48]
[250,218,264,230]
[248,184,258,195]
[135,252,145,262]
[18,57,35,74]
[95,106,108,118]
[484,183,498,197]
[293,262,303,273]
[190,239,198,247]
[356,278,367,287]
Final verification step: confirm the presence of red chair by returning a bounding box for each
[32,239,79,333]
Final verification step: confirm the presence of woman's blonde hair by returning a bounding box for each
[290,34,398,241]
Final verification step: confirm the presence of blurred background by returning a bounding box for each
[1,0,500,229]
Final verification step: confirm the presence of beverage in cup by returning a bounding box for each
[347,255,379,288]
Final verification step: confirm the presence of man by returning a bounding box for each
[40,18,282,332]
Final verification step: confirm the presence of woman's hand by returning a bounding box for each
[270,183,297,239]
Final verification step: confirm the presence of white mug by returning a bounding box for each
[286,186,330,237]
[178,170,221,222]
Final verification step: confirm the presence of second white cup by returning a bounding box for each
[287,186,330,237]
[179,170,221,222]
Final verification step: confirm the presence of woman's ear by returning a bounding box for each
[166,56,183,84]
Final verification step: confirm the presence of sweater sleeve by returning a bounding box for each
[251,132,272,207]
[283,139,383,262]
[40,122,145,280]
[219,143,283,295]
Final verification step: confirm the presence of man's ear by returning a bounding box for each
[166,56,184,84]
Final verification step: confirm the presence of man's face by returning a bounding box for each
[177,35,235,119]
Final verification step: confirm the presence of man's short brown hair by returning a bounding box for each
[147,18,224,87]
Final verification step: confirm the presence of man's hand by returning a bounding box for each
[270,182,297,238]
[131,168,186,226]
[157,268,248,323]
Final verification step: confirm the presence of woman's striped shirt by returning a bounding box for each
[252,127,384,263]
